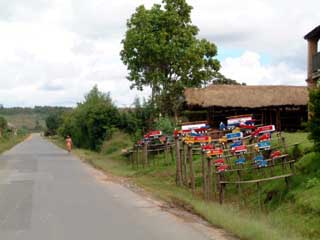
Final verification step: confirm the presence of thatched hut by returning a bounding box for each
[184,85,309,131]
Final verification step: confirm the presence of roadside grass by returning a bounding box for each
[0,134,28,155]
[49,131,318,240]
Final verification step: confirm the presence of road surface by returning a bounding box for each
[0,134,221,240]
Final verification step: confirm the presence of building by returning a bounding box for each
[305,25,320,87]
[184,85,308,131]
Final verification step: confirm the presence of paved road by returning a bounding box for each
[0,134,215,240]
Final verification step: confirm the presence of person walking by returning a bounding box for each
[66,135,73,153]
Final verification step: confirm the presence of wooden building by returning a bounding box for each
[305,25,320,88]
[184,85,309,131]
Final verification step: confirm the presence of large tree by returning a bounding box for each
[120,0,220,119]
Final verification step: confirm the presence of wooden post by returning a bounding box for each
[201,151,207,198]
[130,151,134,169]
[182,143,188,186]
[219,182,225,205]
[237,170,242,202]
[136,148,139,169]
[281,136,288,154]
[285,176,289,189]
[188,144,195,194]
[143,142,148,168]
[164,143,168,165]
[180,147,185,184]
[174,136,183,186]
[170,145,174,164]
[276,110,281,131]
[207,157,212,200]
[269,110,272,125]
[137,146,140,169]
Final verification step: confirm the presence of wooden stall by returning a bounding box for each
[184,85,309,131]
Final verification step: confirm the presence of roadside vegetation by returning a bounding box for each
[0,116,29,155]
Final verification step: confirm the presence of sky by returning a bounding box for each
[0,0,319,107]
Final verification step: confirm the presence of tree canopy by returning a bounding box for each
[59,86,120,151]
[120,0,220,118]
[45,113,62,136]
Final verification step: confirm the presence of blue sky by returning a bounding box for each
[218,48,271,65]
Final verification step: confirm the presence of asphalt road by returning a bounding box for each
[0,134,215,240]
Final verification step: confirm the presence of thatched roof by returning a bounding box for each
[185,85,308,108]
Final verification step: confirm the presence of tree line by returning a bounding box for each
[46,85,173,151]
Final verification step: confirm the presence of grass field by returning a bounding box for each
[50,131,319,240]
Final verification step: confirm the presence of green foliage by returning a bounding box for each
[309,88,320,152]
[100,130,133,156]
[0,116,7,130]
[119,97,155,137]
[59,86,120,151]
[296,152,320,176]
[211,72,246,85]
[45,113,62,136]
[305,177,320,189]
[120,0,220,117]
[154,116,176,135]
[292,144,303,159]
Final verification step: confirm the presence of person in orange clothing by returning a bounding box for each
[66,135,73,153]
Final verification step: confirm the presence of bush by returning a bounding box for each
[59,86,120,151]
[309,88,320,152]
[154,116,176,135]
[45,113,62,136]
[100,130,133,155]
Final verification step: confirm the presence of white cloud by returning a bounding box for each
[221,51,306,86]
[0,0,318,107]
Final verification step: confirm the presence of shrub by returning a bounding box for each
[45,113,62,136]
[309,88,320,152]
[154,116,176,135]
[59,86,120,151]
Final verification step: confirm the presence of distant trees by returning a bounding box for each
[118,98,155,142]
[0,116,7,138]
[120,0,220,119]
[58,86,120,151]
[211,73,246,85]
[309,88,320,151]
[45,114,62,136]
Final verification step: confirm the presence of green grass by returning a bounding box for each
[50,131,318,240]
[282,132,314,152]
[0,134,28,155]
